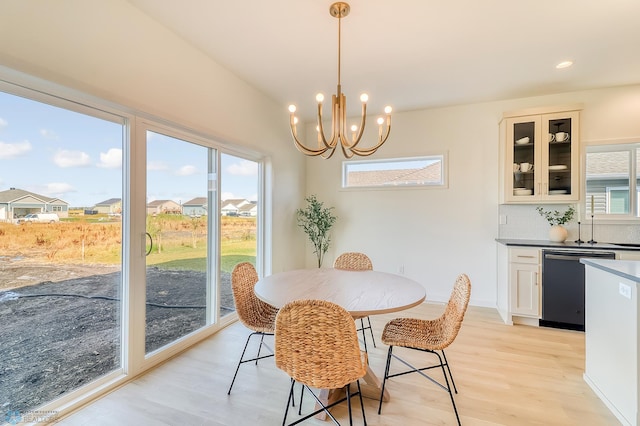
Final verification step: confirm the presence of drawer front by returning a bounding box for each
[509,247,540,264]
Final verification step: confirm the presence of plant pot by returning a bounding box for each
[549,225,568,243]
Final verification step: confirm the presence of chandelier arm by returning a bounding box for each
[349,120,392,156]
[345,101,367,150]
[292,135,332,156]
[290,115,333,156]
[338,92,350,147]
[331,93,342,148]
[341,140,355,158]
[316,102,336,150]
[321,146,337,159]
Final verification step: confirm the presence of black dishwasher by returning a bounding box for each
[541,250,615,331]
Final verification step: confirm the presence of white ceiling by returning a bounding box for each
[127,0,640,121]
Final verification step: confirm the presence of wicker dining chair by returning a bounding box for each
[334,252,376,352]
[377,273,471,426]
[275,299,368,426]
[227,262,279,395]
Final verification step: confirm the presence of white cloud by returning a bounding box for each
[96,148,122,169]
[0,118,7,129]
[0,140,32,159]
[175,165,198,176]
[220,191,236,200]
[227,160,258,176]
[45,182,76,195]
[147,160,169,171]
[40,129,59,140]
[53,149,91,168]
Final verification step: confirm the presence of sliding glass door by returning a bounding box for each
[219,153,259,318]
[0,89,124,416]
[145,130,215,354]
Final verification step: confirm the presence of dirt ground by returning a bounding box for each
[0,257,234,414]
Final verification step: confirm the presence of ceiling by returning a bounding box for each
[127,0,640,121]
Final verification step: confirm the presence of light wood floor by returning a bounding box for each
[59,304,620,425]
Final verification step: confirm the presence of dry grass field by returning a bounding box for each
[0,214,256,266]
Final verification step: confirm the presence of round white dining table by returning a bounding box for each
[254,267,426,417]
[254,268,426,318]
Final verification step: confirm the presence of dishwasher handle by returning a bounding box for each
[544,253,583,261]
[543,251,616,261]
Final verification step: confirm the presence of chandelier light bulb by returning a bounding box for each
[360,94,368,103]
[316,93,325,103]
[384,106,392,114]
[288,105,296,113]
[351,124,358,132]
[377,117,384,125]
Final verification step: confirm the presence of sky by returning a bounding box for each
[0,91,258,207]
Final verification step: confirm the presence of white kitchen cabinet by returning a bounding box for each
[499,106,581,204]
[509,247,541,318]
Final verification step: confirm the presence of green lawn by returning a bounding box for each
[148,239,256,273]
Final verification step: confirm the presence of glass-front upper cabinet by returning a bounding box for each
[501,108,580,203]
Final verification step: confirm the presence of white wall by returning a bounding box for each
[0,0,306,272]
[303,84,640,308]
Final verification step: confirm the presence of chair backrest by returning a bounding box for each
[275,299,367,389]
[334,252,373,271]
[438,274,472,348]
[231,262,277,332]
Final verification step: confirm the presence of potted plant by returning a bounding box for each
[296,195,337,267]
[536,206,575,242]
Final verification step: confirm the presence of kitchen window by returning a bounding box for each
[585,143,640,218]
[342,154,447,189]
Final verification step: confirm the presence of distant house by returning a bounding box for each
[238,201,257,217]
[146,199,181,215]
[182,197,207,217]
[585,151,633,214]
[0,187,69,221]
[94,198,122,214]
[221,199,249,216]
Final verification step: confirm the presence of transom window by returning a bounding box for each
[342,155,447,189]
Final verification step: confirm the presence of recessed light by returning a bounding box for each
[556,61,574,69]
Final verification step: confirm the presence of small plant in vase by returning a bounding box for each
[536,206,575,242]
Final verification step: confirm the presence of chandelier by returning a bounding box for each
[288,2,392,159]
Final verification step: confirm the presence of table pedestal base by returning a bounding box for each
[314,365,390,420]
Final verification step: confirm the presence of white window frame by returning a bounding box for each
[584,140,639,221]
[341,154,448,190]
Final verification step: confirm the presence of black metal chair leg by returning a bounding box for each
[434,351,461,426]
[359,318,369,353]
[346,383,353,425]
[366,316,376,348]
[227,332,256,394]
[255,334,265,365]
[282,379,296,426]
[378,345,393,414]
[298,383,304,415]
[357,380,367,425]
[441,350,457,393]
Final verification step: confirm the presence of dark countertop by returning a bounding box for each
[581,258,640,282]
[495,238,640,252]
